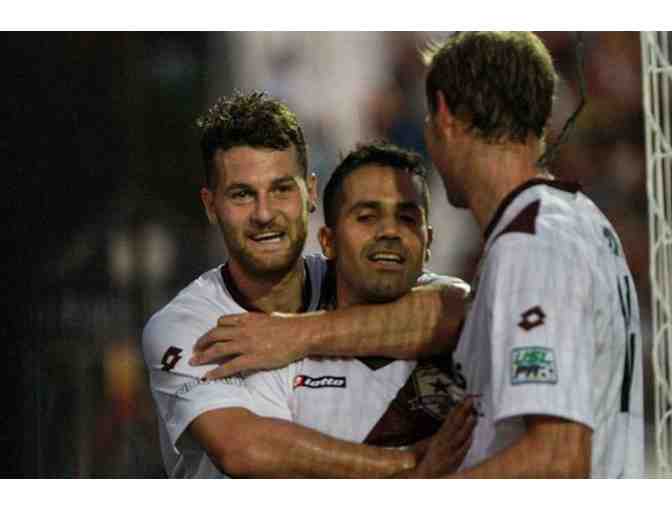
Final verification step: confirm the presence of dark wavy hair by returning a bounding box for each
[424,32,557,144]
[323,141,430,228]
[196,91,308,187]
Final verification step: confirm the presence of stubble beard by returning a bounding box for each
[338,257,420,305]
[218,221,308,280]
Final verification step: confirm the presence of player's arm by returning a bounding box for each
[145,310,475,478]
[191,280,468,379]
[446,238,594,478]
[189,407,419,478]
[444,416,591,478]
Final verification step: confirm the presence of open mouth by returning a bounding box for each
[367,252,405,265]
[249,232,286,244]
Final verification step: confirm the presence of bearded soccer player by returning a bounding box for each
[142,92,471,478]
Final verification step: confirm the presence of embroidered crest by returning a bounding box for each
[409,364,466,420]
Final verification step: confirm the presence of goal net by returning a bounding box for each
[641,31,672,477]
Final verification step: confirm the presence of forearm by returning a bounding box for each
[451,418,591,478]
[301,285,466,359]
[202,410,416,478]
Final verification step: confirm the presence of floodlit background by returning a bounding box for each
[3,32,655,477]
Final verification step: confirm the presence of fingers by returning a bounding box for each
[193,324,243,353]
[203,355,258,380]
[447,428,474,473]
[442,397,474,430]
[217,313,247,328]
[190,332,242,365]
[450,407,477,450]
[431,397,477,454]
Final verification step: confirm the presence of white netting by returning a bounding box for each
[641,31,672,477]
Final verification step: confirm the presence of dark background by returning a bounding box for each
[2,32,654,477]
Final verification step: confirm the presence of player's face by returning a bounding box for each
[201,145,316,279]
[320,164,431,306]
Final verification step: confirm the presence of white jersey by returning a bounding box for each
[455,179,644,478]
[143,256,468,477]
[142,254,328,478]
[289,272,470,447]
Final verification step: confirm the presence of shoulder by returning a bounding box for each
[142,266,236,362]
[489,184,605,262]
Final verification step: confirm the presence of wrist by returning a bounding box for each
[299,311,326,357]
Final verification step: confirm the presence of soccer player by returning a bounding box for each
[196,33,644,478]
[418,31,644,478]
[142,92,471,478]
[288,142,474,456]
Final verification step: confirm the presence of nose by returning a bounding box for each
[251,194,275,226]
[376,215,401,241]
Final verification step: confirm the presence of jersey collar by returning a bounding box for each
[483,178,582,242]
[220,260,313,313]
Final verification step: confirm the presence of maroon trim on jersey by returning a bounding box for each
[483,178,581,242]
[220,260,312,313]
[492,199,541,242]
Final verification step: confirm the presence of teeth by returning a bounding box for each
[370,253,402,263]
[252,233,284,242]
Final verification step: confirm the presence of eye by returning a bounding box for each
[228,189,254,202]
[400,214,418,225]
[357,214,376,223]
[274,184,295,194]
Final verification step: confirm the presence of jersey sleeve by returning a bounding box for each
[484,236,594,430]
[417,271,471,295]
[142,304,291,451]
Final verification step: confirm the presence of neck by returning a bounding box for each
[335,280,360,309]
[227,259,305,313]
[462,137,544,233]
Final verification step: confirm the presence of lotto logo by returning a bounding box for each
[293,375,346,389]
[518,306,546,331]
[161,346,183,372]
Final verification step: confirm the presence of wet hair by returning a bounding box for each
[323,141,430,228]
[424,31,557,144]
[196,91,308,187]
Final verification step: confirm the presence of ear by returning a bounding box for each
[425,225,434,262]
[434,90,454,131]
[318,225,336,260]
[307,172,318,213]
[200,187,218,225]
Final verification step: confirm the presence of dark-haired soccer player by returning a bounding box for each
[288,142,473,459]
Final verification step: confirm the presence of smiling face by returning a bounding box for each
[319,164,432,306]
[201,145,316,280]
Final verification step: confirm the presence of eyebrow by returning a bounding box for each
[224,175,298,192]
[270,176,299,187]
[347,200,423,215]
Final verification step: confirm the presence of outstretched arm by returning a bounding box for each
[190,398,475,478]
[191,282,468,379]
